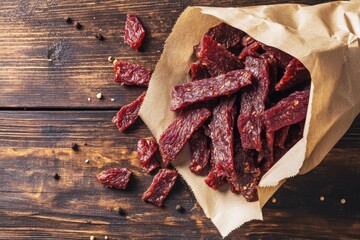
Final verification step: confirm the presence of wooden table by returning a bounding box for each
[0,0,359,239]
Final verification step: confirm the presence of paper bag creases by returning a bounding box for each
[139,2,360,237]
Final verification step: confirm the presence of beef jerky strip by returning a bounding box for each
[205,22,244,49]
[137,138,159,173]
[170,69,252,111]
[124,14,145,51]
[205,96,236,189]
[258,131,275,172]
[274,126,290,149]
[264,89,310,132]
[238,56,271,151]
[114,61,152,87]
[189,128,210,174]
[262,45,293,68]
[196,35,244,74]
[142,169,178,207]
[239,41,262,60]
[275,58,311,91]
[112,92,146,132]
[159,107,211,166]
[97,168,131,190]
[189,61,211,81]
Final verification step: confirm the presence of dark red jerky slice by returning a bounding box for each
[114,61,152,87]
[241,35,256,46]
[239,41,262,60]
[159,107,211,166]
[274,126,290,149]
[137,138,159,173]
[112,92,146,132]
[261,53,278,88]
[142,169,178,207]
[204,166,227,190]
[124,14,145,51]
[170,69,252,111]
[275,58,311,91]
[190,61,211,81]
[97,168,131,190]
[262,45,293,68]
[189,128,210,174]
[196,35,244,74]
[258,131,275,172]
[264,89,310,132]
[205,23,243,49]
[238,57,270,151]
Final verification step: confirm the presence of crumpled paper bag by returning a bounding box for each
[139,1,360,237]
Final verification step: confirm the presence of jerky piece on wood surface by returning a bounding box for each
[112,92,146,132]
[275,58,311,91]
[142,169,178,207]
[114,61,152,87]
[124,14,145,51]
[205,22,244,49]
[159,107,211,166]
[97,168,131,190]
[171,69,252,111]
[137,138,159,173]
[189,61,211,81]
[189,128,210,174]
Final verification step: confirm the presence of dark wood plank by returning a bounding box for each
[0,111,358,239]
[0,0,335,108]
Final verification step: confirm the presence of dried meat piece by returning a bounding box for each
[142,169,178,207]
[112,92,146,132]
[97,168,131,190]
[189,61,211,81]
[205,22,244,49]
[239,41,262,60]
[275,58,311,91]
[241,35,256,46]
[124,14,145,51]
[137,138,159,173]
[238,56,270,151]
[264,89,310,132]
[262,45,293,68]
[274,126,290,149]
[114,61,152,87]
[196,35,244,74]
[258,131,275,172]
[204,167,227,190]
[189,128,210,174]
[159,107,212,166]
[171,69,252,111]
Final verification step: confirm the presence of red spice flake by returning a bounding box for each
[274,125,290,149]
[170,69,252,111]
[114,61,152,87]
[239,41,262,60]
[196,35,244,74]
[142,169,178,207]
[189,128,210,174]
[159,107,211,166]
[124,14,145,51]
[97,168,131,190]
[238,56,270,151]
[189,61,211,81]
[275,58,311,91]
[137,138,159,173]
[241,34,256,46]
[264,89,310,132]
[112,92,146,132]
[262,45,293,68]
[205,22,244,49]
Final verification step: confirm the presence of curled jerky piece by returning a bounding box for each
[197,35,244,74]
[112,92,146,132]
[97,168,131,190]
[159,107,211,166]
[114,61,152,87]
[189,128,210,174]
[189,61,210,81]
[137,138,159,173]
[238,56,270,151]
[275,58,311,91]
[142,169,178,207]
[205,22,243,49]
[124,14,145,51]
[171,69,252,111]
[264,89,310,132]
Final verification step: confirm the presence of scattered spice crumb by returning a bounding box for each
[117,207,126,216]
[71,142,79,151]
[53,173,60,180]
[96,93,103,99]
[95,33,105,41]
[271,197,277,203]
[85,220,92,224]
[104,236,108,240]
[65,17,73,24]
[175,204,185,213]
[87,98,91,102]
[85,159,90,164]
[110,98,115,102]
[90,236,95,240]
[84,142,88,146]
[340,198,346,204]
[320,196,325,201]
[74,21,83,30]
[93,17,96,20]
[108,56,115,63]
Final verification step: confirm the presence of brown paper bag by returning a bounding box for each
[139,1,360,237]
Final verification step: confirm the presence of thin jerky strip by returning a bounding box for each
[238,56,271,151]
[274,126,290,149]
[142,169,178,207]
[137,138,159,173]
[264,89,310,132]
[275,58,311,91]
[159,107,211,166]
[114,61,152,87]
[189,61,210,81]
[262,45,293,68]
[97,168,131,190]
[258,131,275,172]
[171,69,252,111]
[239,41,262,60]
[197,35,244,74]
[112,92,146,132]
[189,128,210,174]
[124,14,145,51]
[205,22,244,49]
